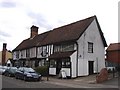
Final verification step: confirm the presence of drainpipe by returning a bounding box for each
[76,42,79,77]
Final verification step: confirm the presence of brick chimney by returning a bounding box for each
[2,43,7,65]
[30,25,38,38]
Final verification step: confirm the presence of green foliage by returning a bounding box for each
[35,66,48,76]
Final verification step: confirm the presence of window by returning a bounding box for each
[16,51,19,59]
[62,59,71,68]
[50,60,56,68]
[88,42,93,53]
[26,49,30,58]
[39,59,45,66]
[54,43,74,53]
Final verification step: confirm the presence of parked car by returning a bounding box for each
[15,67,42,81]
[4,67,18,77]
[0,65,8,75]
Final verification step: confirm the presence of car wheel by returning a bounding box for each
[6,72,9,76]
[8,73,11,77]
[37,77,41,81]
[4,72,7,76]
[23,76,27,81]
[15,75,18,79]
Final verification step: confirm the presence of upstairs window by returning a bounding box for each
[54,43,74,53]
[26,49,30,58]
[88,42,93,53]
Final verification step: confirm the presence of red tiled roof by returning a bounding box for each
[48,51,76,59]
[106,43,120,51]
[13,15,107,51]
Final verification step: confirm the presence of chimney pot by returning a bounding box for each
[3,43,7,50]
[30,25,38,38]
[2,43,7,65]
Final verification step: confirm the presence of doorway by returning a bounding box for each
[56,60,62,74]
[88,61,94,75]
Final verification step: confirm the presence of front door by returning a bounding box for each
[56,60,62,74]
[88,61,94,75]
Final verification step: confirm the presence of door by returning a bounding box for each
[56,60,62,74]
[88,61,94,75]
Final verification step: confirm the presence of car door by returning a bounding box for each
[18,67,24,79]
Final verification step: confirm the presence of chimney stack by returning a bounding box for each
[30,25,38,38]
[2,43,7,65]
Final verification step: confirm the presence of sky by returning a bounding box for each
[0,0,119,51]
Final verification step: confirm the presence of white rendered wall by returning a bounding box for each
[49,68,56,75]
[77,19,105,76]
[30,47,36,58]
[61,68,70,76]
[70,51,77,78]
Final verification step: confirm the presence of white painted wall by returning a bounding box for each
[37,45,53,58]
[61,68,70,76]
[13,52,16,60]
[77,19,105,76]
[37,47,42,58]
[78,59,88,76]
[19,51,21,59]
[49,68,56,75]
[21,50,26,59]
[70,51,77,78]
[13,51,19,60]
[29,47,36,58]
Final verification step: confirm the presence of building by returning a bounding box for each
[13,15,107,78]
[0,43,12,65]
[106,43,120,67]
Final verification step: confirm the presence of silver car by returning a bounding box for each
[0,65,9,75]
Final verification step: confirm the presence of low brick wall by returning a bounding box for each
[96,68,108,83]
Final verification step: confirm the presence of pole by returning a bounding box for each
[96,57,98,75]
[47,60,49,81]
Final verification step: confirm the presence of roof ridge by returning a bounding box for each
[53,15,96,31]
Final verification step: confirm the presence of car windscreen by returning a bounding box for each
[10,67,17,71]
[24,68,35,73]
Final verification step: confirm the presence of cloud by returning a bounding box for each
[0,37,5,42]
[0,31,11,37]
[0,0,17,8]
[27,12,53,30]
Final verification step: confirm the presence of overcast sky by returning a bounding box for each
[0,0,119,51]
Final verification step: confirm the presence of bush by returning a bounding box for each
[35,66,48,76]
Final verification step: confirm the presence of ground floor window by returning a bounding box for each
[39,59,46,66]
[50,59,56,68]
[62,58,71,68]
[105,61,118,67]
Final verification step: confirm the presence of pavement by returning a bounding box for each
[42,73,119,88]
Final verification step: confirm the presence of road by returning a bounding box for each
[1,75,119,90]
[2,75,69,89]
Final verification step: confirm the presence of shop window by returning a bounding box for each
[39,59,45,66]
[50,60,56,68]
[62,59,70,68]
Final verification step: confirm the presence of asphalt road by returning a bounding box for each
[1,75,119,90]
[2,75,69,89]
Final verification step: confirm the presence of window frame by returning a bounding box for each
[50,59,56,68]
[88,42,93,53]
[62,58,71,68]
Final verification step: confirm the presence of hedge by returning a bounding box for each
[35,66,48,76]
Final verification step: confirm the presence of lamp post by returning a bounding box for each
[46,58,49,81]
